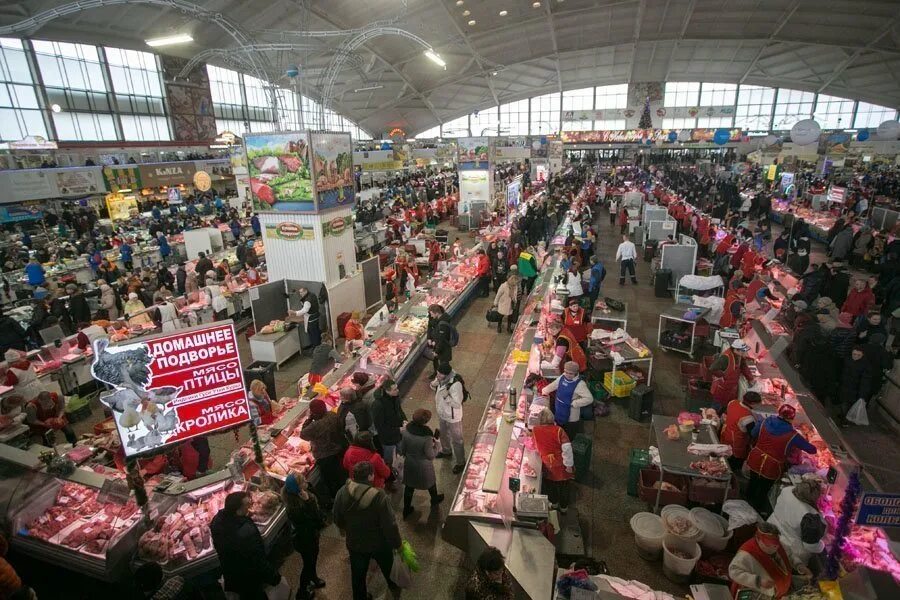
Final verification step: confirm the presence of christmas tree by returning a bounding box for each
[638,96,653,130]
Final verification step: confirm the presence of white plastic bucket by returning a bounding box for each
[661,505,705,543]
[662,534,702,583]
[690,507,733,552]
[630,512,665,560]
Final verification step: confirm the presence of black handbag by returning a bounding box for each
[486,309,502,323]
[604,297,625,312]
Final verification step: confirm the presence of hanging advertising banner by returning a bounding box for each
[310,131,355,212]
[264,222,315,241]
[103,165,142,193]
[106,192,138,221]
[856,493,900,527]
[434,141,457,163]
[560,128,742,144]
[493,145,531,160]
[139,162,197,188]
[457,137,490,170]
[245,131,315,212]
[0,204,44,223]
[506,176,522,210]
[459,170,491,204]
[196,159,233,179]
[54,167,104,196]
[4,170,55,201]
[92,323,250,458]
[548,140,564,159]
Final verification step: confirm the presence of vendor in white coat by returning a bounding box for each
[541,361,594,439]
[767,479,827,570]
[564,267,584,303]
[152,293,183,333]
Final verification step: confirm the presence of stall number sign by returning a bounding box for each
[856,493,900,527]
[828,186,846,203]
[91,323,250,457]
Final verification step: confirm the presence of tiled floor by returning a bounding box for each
[37,209,900,599]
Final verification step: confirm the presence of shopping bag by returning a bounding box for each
[433,435,443,456]
[422,347,436,361]
[846,398,869,426]
[264,577,290,600]
[390,553,413,588]
[486,308,501,323]
[393,453,405,484]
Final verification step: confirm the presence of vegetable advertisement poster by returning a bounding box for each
[457,136,490,171]
[245,132,315,212]
[310,132,355,212]
[92,323,250,457]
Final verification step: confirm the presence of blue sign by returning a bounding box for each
[667,131,678,142]
[713,128,731,145]
[857,129,870,142]
[856,493,900,527]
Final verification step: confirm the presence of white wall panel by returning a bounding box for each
[320,207,357,285]
[259,212,325,283]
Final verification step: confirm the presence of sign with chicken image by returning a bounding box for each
[309,131,355,212]
[91,323,250,457]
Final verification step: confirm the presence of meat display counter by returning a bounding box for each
[444,260,558,546]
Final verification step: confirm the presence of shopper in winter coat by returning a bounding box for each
[829,227,854,262]
[426,304,454,377]
[465,546,514,600]
[823,263,850,308]
[841,279,876,318]
[399,408,444,518]
[333,462,402,600]
[493,273,520,333]
[829,313,857,360]
[475,249,492,297]
[854,311,887,344]
[342,432,391,489]
[431,362,466,473]
[282,472,327,600]
[210,492,281,599]
[839,346,872,425]
[0,310,28,355]
[98,283,118,320]
[66,284,92,326]
[299,399,347,503]
[338,386,373,440]
[370,378,405,468]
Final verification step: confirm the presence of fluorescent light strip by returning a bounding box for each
[354,85,384,92]
[145,34,193,47]
[424,50,447,68]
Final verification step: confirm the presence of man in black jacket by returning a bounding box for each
[210,492,281,599]
[333,462,402,600]
[839,346,871,427]
[65,284,92,327]
[176,263,187,295]
[195,252,213,287]
[370,378,406,473]
[426,304,452,378]
[0,309,29,354]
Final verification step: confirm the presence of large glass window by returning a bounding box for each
[416,124,441,139]
[772,88,814,130]
[301,95,323,129]
[699,83,737,107]
[207,65,244,120]
[595,84,627,110]
[853,102,897,129]
[530,92,560,135]
[664,82,700,107]
[441,115,470,137]
[562,87,594,111]
[696,116,733,128]
[734,85,775,132]
[52,112,117,141]
[243,74,273,124]
[0,38,47,141]
[594,119,626,130]
[33,40,106,93]
[215,118,246,136]
[499,99,529,136]
[276,88,300,130]
[120,115,170,141]
[470,107,500,136]
[663,117,696,129]
[104,46,169,140]
[813,94,855,129]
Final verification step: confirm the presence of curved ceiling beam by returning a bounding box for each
[177,42,319,79]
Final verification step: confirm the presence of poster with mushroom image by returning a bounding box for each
[310,132,355,212]
[245,132,315,212]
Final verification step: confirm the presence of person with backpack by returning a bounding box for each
[431,362,467,474]
[342,432,392,489]
[426,303,457,378]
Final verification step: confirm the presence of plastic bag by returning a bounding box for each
[400,539,420,572]
[393,453,405,484]
[846,398,869,426]
[722,499,761,531]
[390,553,413,588]
[265,577,290,600]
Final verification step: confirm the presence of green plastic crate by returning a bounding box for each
[572,433,593,484]
[628,448,651,497]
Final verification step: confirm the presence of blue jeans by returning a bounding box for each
[382,444,397,469]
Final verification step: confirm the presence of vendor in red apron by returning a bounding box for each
[542,318,588,373]
[720,391,762,472]
[532,407,575,512]
[745,404,817,514]
[708,339,755,409]
[540,361,593,439]
[25,390,77,445]
[719,289,747,329]
[744,271,778,306]
[563,297,590,343]
[728,522,794,599]
[248,379,279,426]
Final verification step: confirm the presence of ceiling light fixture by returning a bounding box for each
[51,103,62,113]
[499,10,508,16]
[456,0,464,4]
[424,49,447,69]
[533,1,541,7]
[463,9,470,15]
[468,19,476,25]
[145,33,194,47]
[354,85,384,92]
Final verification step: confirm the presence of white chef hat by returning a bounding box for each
[731,339,750,352]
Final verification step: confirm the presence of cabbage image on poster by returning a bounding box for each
[245,132,315,212]
[310,132,355,212]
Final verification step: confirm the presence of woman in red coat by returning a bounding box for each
[342,431,392,489]
[841,278,875,318]
[532,408,574,512]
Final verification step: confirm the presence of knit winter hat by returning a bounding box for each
[309,398,327,418]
